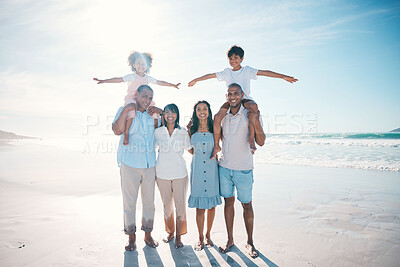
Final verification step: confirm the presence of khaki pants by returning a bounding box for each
[156,176,188,236]
[120,163,155,235]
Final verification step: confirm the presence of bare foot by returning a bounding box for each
[194,240,203,251]
[162,233,174,243]
[210,145,221,159]
[175,236,184,249]
[246,243,258,258]
[125,234,136,251]
[219,239,234,254]
[250,139,257,154]
[123,133,129,145]
[144,233,159,248]
[205,237,214,247]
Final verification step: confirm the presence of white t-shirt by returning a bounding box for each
[122,73,157,96]
[215,66,258,100]
[219,105,263,171]
[155,126,192,179]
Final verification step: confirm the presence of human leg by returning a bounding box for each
[232,168,258,257]
[195,208,205,251]
[243,100,259,153]
[211,102,229,159]
[218,166,236,253]
[123,118,133,145]
[141,167,158,247]
[156,177,175,243]
[219,196,235,253]
[120,164,141,250]
[205,207,216,246]
[241,201,258,258]
[172,176,188,248]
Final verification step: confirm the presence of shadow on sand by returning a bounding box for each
[123,245,164,267]
[124,250,139,267]
[210,244,279,267]
[169,240,202,266]
[143,244,164,266]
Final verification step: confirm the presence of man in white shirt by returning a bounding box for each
[217,83,266,258]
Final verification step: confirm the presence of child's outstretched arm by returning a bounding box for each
[188,73,217,87]
[93,77,124,84]
[156,80,181,89]
[257,70,298,83]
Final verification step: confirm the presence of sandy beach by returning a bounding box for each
[0,139,399,266]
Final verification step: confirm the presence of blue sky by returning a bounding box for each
[0,0,399,137]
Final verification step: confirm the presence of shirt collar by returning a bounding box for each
[227,104,244,117]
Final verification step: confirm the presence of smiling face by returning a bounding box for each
[195,103,209,121]
[226,85,243,108]
[228,53,243,70]
[164,109,177,126]
[136,88,153,111]
[133,58,148,75]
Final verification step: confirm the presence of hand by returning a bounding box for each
[93,78,104,84]
[283,76,298,83]
[173,83,181,89]
[124,103,137,112]
[188,80,196,87]
[147,106,163,115]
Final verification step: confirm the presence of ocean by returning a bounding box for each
[255,133,400,171]
[5,132,400,172]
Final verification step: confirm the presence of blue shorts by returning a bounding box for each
[219,166,253,203]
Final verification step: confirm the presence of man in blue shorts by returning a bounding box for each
[216,83,266,258]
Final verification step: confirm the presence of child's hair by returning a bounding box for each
[163,104,180,129]
[227,45,244,58]
[190,101,213,135]
[127,51,153,73]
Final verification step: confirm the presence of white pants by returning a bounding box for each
[156,176,188,235]
[120,163,156,234]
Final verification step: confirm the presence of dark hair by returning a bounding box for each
[228,83,243,93]
[190,101,213,135]
[137,84,153,94]
[127,51,153,73]
[227,45,244,58]
[163,104,180,129]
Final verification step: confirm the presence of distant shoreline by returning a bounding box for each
[0,130,37,140]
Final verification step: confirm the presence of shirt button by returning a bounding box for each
[204,180,206,182]
[203,133,206,135]
[205,190,207,192]
[203,143,205,145]
[203,152,205,154]
[204,171,206,173]
[203,161,206,163]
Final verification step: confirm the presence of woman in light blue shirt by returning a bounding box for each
[188,101,222,251]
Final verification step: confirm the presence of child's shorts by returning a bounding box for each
[219,166,253,203]
[220,99,253,110]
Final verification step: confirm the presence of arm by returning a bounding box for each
[156,80,181,89]
[93,77,124,84]
[248,111,266,146]
[188,73,217,87]
[256,70,298,83]
[112,104,135,135]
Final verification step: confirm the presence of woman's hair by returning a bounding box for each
[163,104,180,129]
[127,51,153,73]
[190,100,213,135]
